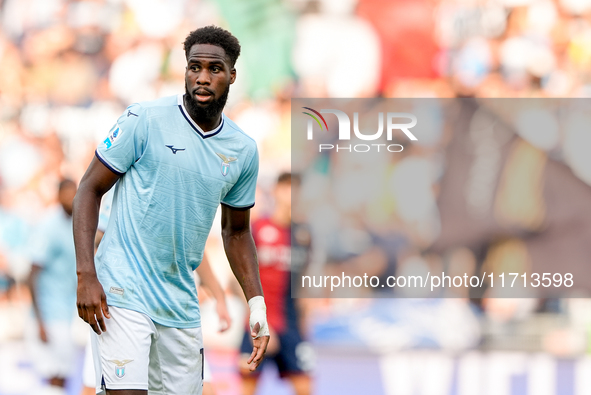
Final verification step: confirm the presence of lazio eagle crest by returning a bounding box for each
[216,152,237,177]
[110,359,134,378]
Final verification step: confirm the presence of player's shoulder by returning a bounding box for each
[121,96,178,119]
[221,115,258,149]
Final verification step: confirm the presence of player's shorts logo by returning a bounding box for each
[110,359,133,378]
[216,152,237,177]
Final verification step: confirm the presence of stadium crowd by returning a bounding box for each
[2,0,591,394]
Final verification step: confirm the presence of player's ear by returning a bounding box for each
[230,68,236,84]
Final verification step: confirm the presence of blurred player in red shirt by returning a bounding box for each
[239,172,312,395]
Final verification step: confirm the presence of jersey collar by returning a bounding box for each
[177,94,224,139]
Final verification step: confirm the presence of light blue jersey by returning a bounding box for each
[29,207,77,323]
[95,94,259,328]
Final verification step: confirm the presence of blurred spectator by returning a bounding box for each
[26,179,78,395]
[3,0,591,393]
[293,0,381,97]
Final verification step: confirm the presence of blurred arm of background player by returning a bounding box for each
[196,253,232,395]
[27,263,48,342]
[196,253,232,332]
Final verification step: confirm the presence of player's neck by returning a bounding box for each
[183,94,223,132]
[190,111,222,132]
[195,114,222,132]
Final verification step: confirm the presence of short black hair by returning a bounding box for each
[183,25,241,67]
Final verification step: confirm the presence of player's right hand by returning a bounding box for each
[77,273,110,335]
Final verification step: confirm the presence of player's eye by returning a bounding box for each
[211,66,221,73]
[190,65,199,71]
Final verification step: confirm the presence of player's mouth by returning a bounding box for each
[193,88,214,103]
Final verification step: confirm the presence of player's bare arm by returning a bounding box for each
[73,157,120,335]
[27,264,48,342]
[221,204,270,370]
[196,254,232,332]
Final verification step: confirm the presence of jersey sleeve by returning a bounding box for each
[95,103,147,175]
[221,145,259,210]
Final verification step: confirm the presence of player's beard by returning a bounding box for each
[184,83,230,124]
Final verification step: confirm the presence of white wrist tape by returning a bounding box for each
[248,296,269,338]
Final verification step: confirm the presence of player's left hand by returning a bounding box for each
[247,296,270,371]
[247,322,270,371]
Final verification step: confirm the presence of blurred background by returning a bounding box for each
[2,0,591,394]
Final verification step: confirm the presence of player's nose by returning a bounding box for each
[195,69,211,85]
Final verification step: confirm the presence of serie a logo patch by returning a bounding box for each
[104,124,121,149]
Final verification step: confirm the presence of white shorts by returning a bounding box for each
[92,306,204,395]
[25,316,76,379]
[85,328,213,389]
